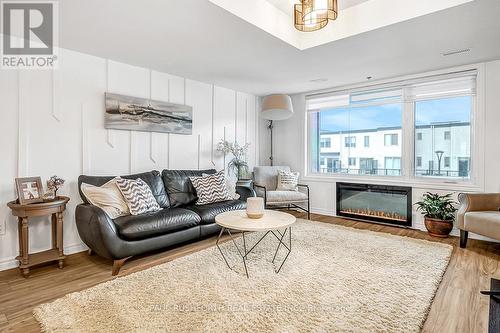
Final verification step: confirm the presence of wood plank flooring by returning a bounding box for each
[0,212,499,332]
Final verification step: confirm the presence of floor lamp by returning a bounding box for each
[261,94,294,166]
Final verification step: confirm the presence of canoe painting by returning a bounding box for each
[104,92,193,134]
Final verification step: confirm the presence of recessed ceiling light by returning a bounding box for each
[442,48,471,56]
[309,78,328,83]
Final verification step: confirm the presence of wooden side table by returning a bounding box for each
[7,196,70,277]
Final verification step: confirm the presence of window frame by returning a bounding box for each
[344,136,356,148]
[384,133,398,146]
[303,65,484,191]
[320,137,331,148]
[444,156,451,168]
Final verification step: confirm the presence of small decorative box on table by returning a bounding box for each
[7,196,70,277]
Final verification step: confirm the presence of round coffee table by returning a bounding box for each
[215,210,296,278]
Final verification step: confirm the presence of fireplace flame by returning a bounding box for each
[340,208,406,222]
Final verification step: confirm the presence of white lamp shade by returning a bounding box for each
[261,94,294,121]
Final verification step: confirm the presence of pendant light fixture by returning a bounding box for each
[294,0,338,32]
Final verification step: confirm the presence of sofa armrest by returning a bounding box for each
[75,204,121,259]
[457,193,500,229]
[236,185,256,202]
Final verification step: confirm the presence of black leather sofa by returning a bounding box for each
[75,169,255,275]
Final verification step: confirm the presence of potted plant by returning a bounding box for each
[415,192,457,238]
[216,139,250,180]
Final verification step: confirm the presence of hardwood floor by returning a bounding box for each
[0,212,499,332]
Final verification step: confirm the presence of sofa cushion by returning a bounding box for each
[78,170,170,208]
[185,200,246,225]
[80,178,130,219]
[266,190,308,204]
[162,169,216,207]
[113,208,201,241]
[464,211,500,239]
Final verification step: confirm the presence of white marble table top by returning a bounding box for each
[215,210,296,232]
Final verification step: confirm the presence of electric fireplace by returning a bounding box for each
[336,182,412,227]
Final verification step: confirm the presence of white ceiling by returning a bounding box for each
[266,0,370,17]
[57,0,500,96]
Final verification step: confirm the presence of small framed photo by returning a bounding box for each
[15,177,44,205]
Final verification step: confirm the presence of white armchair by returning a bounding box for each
[253,166,310,219]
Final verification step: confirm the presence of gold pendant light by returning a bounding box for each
[294,0,338,32]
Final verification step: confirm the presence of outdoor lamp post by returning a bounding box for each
[435,150,444,176]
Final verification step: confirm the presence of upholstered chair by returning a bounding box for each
[457,193,500,248]
[253,166,310,219]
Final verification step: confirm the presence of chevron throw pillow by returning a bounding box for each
[115,177,161,215]
[189,170,233,205]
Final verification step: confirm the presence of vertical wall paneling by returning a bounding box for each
[0,49,258,270]
[105,60,116,149]
[168,77,209,170]
[17,70,28,177]
[186,79,213,170]
[213,86,237,171]
[148,69,158,165]
[81,102,91,174]
[236,92,247,146]
[245,99,248,144]
[211,85,215,166]
[198,134,201,169]
[235,92,238,143]
[245,95,257,170]
[167,75,189,169]
[151,70,171,169]
[0,69,20,261]
[106,131,115,148]
[106,60,149,174]
[223,126,227,170]
[51,68,61,122]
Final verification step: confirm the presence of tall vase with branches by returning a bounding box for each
[216,139,250,180]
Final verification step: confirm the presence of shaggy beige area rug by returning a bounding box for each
[34,220,452,333]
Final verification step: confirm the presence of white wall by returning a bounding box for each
[0,48,259,271]
[262,60,500,240]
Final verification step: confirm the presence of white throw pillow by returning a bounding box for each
[115,177,161,216]
[276,170,299,191]
[190,170,233,205]
[80,178,130,219]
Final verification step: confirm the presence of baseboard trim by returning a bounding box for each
[0,242,88,272]
[310,208,498,243]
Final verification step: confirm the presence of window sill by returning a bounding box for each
[302,173,483,192]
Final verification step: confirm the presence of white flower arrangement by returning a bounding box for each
[216,139,250,179]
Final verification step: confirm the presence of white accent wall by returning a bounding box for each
[260,60,500,240]
[0,48,259,271]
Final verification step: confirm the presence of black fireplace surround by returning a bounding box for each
[336,182,412,227]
